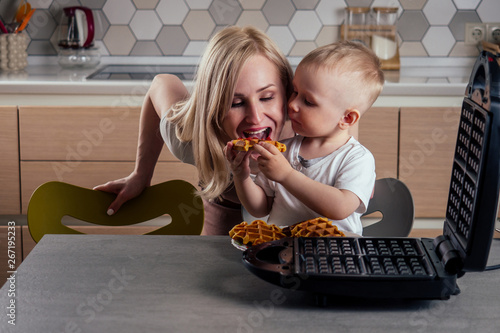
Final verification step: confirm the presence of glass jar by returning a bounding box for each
[371,7,398,60]
[373,7,398,26]
[343,7,370,46]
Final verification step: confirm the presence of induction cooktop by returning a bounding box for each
[87,64,197,81]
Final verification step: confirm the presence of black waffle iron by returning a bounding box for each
[242,49,500,299]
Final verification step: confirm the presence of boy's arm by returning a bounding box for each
[233,175,273,218]
[253,142,368,220]
[278,172,361,220]
[225,142,273,217]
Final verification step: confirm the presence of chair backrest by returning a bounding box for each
[362,178,414,237]
[27,180,204,243]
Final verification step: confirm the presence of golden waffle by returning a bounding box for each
[231,138,286,152]
[282,217,345,238]
[229,221,249,243]
[229,220,286,246]
[270,140,287,152]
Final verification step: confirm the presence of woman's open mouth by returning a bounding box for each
[242,127,271,140]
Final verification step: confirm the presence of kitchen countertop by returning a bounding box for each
[2,234,499,332]
[0,56,476,107]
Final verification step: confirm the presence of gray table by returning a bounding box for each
[1,235,499,333]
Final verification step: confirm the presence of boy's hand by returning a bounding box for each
[225,141,252,180]
[253,142,293,183]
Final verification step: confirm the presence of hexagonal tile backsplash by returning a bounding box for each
[0,0,497,59]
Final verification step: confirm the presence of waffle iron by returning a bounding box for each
[242,49,500,299]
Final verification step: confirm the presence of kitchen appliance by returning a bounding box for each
[242,48,500,301]
[87,64,197,81]
[57,6,99,68]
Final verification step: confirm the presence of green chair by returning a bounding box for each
[362,178,414,237]
[27,180,204,243]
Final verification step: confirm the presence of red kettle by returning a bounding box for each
[58,6,95,49]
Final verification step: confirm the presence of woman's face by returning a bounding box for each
[222,54,287,142]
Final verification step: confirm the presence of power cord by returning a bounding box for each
[485,263,500,271]
[485,235,500,271]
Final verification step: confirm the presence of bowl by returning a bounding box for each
[58,47,100,69]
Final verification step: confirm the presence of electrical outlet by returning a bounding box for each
[486,23,500,44]
[465,23,486,45]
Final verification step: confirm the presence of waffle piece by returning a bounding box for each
[229,220,286,246]
[231,138,286,152]
[282,217,345,238]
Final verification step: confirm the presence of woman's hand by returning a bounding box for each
[224,141,252,181]
[93,173,149,215]
[94,74,189,216]
[252,142,293,183]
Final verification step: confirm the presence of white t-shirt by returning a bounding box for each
[160,112,195,165]
[255,135,375,235]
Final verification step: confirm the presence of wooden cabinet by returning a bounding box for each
[359,107,399,179]
[18,106,198,213]
[0,107,20,214]
[399,107,461,217]
[18,106,176,161]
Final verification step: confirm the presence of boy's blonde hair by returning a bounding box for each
[166,26,293,200]
[299,40,384,113]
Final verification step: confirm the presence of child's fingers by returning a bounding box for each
[253,142,279,157]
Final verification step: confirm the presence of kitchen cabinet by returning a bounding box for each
[0,225,22,287]
[0,106,20,214]
[359,107,399,179]
[399,107,461,217]
[18,106,198,213]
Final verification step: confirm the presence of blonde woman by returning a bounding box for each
[95,26,294,235]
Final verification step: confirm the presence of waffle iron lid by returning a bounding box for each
[440,48,500,274]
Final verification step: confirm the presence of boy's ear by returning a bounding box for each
[339,109,360,130]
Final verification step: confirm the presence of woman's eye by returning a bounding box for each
[261,96,274,102]
[231,100,244,108]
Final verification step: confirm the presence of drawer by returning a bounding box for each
[399,107,461,217]
[19,106,175,161]
[359,107,399,179]
[0,107,20,214]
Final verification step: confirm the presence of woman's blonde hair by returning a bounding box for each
[166,26,293,200]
